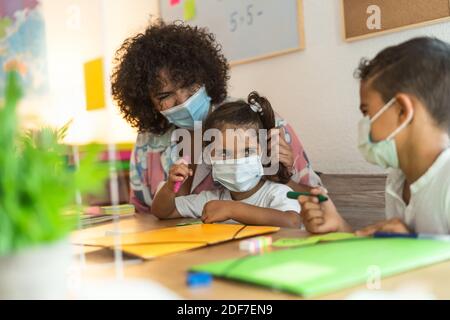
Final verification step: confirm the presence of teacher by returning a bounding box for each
[111,21,320,213]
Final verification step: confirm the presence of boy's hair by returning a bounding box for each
[355,37,450,130]
[203,92,292,184]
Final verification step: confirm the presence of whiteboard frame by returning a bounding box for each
[157,0,306,66]
[340,0,450,42]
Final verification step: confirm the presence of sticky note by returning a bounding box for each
[183,0,196,21]
[170,0,180,6]
[83,57,106,111]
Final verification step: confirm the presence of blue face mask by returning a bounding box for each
[160,86,211,129]
[358,97,414,169]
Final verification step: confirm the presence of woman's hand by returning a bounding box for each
[268,127,294,172]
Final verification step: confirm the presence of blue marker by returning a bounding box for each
[187,272,212,287]
[374,232,450,241]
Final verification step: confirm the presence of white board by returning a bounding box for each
[159,0,305,65]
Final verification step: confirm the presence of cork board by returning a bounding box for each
[342,0,450,41]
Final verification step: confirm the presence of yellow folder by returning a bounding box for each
[74,224,279,259]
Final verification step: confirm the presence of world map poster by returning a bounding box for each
[0,0,48,100]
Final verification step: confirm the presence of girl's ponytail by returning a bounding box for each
[247,92,292,184]
[247,91,275,130]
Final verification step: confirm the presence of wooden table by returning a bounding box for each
[71,214,450,299]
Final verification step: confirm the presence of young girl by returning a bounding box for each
[151,92,301,228]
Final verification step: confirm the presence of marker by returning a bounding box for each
[287,191,328,203]
[186,272,212,287]
[173,156,190,193]
[374,232,450,241]
[173,181,183,193]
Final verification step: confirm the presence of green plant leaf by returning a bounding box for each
[0,71,108,256]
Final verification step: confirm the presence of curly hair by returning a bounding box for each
[111,20,230,134]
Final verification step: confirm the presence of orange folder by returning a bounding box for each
[74,224,279,259]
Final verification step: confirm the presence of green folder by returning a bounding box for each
[190,238,450,297]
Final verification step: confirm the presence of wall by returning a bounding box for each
[41,0,158,144]
[41,0,450,171]
[227,0,450,173]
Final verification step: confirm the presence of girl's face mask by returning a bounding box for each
[358,97,414,169]
[211,155,264,192]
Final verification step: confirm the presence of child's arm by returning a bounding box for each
[298,187,352,233]
[355,218,410,236]
[151,163,193,219]
[201,200,301,228]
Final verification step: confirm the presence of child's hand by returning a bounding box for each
[167,162,193,191]
[298,188,343,234]
[201,200,232,224]
[355,218,410,236]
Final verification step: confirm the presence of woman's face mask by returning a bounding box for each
[358,97,414,169]
[160,86,211,129]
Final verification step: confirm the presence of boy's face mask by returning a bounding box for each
[160,86,211,129]
[211,155,264,192]
[358,97,414,169]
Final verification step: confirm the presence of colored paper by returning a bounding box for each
[83,58,106,111]
[272,232,358,248]
[65,205,135,228]
[99,204,135,215]
[183,0,196,21]
[75,224,279,259]
[190,238,450,297]
[122,243,205,259]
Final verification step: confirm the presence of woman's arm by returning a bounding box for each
[201,200,301,228]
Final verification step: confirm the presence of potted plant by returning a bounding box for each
[0,70,107,299]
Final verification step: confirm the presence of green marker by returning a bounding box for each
[286,191,328,203]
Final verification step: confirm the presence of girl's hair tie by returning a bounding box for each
[249,99,264,115]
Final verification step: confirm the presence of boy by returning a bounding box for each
[300,37,450,235]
